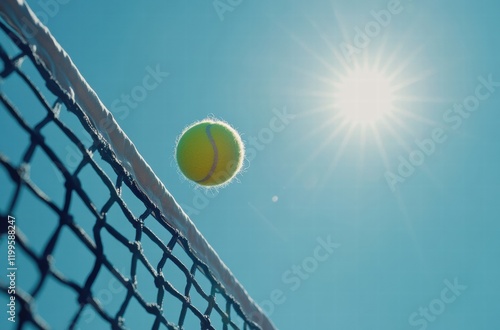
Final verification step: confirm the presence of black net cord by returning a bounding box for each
[0,13,264,330]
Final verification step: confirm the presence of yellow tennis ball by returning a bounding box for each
[176,120,245,186]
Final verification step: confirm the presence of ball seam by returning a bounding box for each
[196,124,218,183]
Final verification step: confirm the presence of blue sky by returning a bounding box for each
[1,0,500,329]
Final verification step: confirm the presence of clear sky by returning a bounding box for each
[1,0,500,329]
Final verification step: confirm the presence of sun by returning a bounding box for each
[334,67,395,126]
[279,14,436,190]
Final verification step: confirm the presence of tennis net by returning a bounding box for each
[0,1,275,329]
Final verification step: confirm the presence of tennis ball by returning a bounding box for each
[176,119,245,186]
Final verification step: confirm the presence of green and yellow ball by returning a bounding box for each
[175,119,245,187]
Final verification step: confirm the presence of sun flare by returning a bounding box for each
[281,16,435,188]
[334,68,395,125]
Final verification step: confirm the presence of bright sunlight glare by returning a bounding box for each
[335,68,395,125]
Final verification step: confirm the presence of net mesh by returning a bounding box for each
[0,7,266,330]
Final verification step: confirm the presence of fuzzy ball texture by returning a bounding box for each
[176,120,245,186]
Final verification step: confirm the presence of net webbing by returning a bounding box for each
[0,2,273,330]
